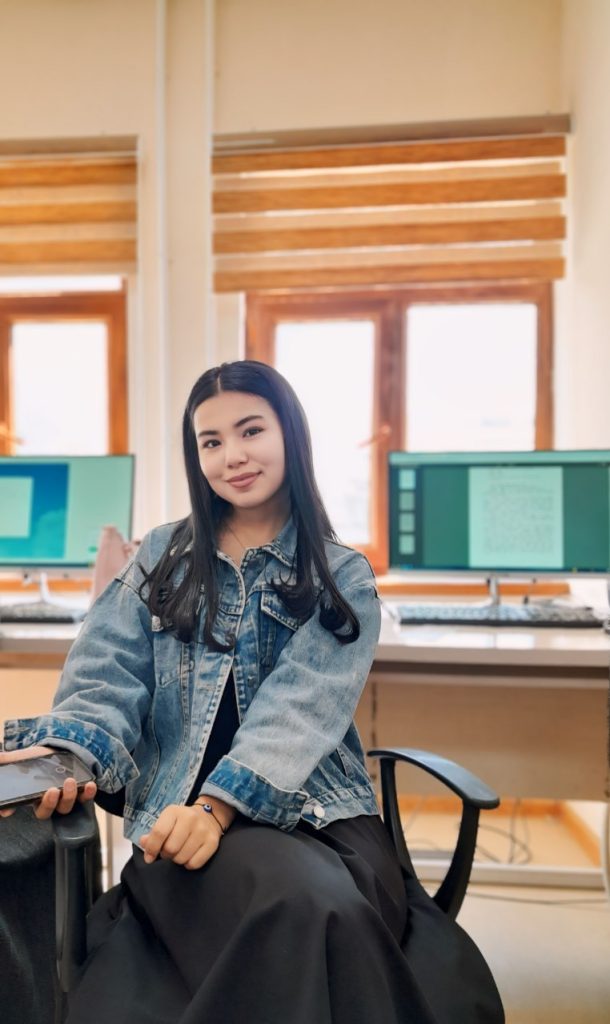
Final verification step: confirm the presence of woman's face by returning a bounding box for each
[193,390,287,512]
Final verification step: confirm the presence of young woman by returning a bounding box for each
[1,361,503,1024]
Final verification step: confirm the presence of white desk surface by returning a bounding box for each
[0,622,81,657]
[1,605,609,672]
[377,604,610,670]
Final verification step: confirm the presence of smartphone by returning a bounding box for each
[0,751,95,809]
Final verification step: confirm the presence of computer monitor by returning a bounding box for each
[388,450,610,577]
[0,454,134,571]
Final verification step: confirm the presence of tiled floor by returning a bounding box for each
[462,884,610,1023]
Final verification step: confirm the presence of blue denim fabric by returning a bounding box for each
[3,518,381,846]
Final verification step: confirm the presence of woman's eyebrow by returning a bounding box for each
[235,413,265,429]
[196,414,264,438]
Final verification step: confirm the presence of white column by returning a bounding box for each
[164,0,216,521]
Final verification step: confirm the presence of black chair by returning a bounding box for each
[369,747,500,919]
[52,747,503,1023]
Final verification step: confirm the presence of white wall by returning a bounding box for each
[0,0,157,138]
[555,0,610,448]
[215,0,562,133]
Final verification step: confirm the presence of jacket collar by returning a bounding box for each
[260,514,297,568]
[210,514,297,569]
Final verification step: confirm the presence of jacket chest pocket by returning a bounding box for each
[259,591,300,671]
[151,616,195,689]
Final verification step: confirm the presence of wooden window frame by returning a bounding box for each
[0,286,128,456]
[246,281,553,574]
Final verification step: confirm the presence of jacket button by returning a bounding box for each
[313,805,325,819]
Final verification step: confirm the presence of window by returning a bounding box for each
[0,284,128,457]
[275,318,375,544]
[246,282,552,572]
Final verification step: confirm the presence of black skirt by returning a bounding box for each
[64,811,504,1024]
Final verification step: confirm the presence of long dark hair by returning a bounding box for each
[140,360,360,649]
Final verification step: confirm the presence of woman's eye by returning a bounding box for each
[201,439,220,449]
[244,427,262,438]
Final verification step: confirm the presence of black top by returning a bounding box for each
[189,673,239,801]
[96,674,239,818]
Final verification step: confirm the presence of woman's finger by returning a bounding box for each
[159,815,194,861]
[34,788,62,820]
[141,807,179,863]
[169,831,206,866]
[55,778,78,815]
[0,808,16,818]
[77,781,98,803]
[185,843,216,871]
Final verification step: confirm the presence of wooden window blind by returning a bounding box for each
[213,134,566,292]
[0,154,137,272]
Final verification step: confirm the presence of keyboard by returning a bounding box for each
[0,601,87,624]
[394,603,605,628]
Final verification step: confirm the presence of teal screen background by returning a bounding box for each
[0,455,134,568]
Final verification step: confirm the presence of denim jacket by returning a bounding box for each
[3,518,381,846]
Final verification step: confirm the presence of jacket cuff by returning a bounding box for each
[200,754,308,831]
[2,716,139,794]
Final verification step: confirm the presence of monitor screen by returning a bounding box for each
[0,454,134,569]
[388,450,610,575]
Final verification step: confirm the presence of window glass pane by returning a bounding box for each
[12,322,108,454]
[406,304,537,451]
[275,320,374,544]
[0,275,122,294]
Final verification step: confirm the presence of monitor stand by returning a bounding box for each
[486,574,501,607]
[483,573,554,608]
[481,572,602,621]
[0,572,87,623]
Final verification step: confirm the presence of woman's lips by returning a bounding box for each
[227,472,260,489]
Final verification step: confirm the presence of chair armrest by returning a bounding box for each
[52,801,98,849]
[367,746,500,919]
[52,802,100,996]
[368,746,500,809]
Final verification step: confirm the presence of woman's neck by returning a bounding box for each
[226,495,291,549]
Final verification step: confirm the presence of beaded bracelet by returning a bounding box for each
[196,801,227,836]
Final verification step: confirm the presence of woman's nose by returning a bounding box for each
[225,440,247,467]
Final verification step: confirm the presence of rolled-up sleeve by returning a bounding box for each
[201,552,380,829]
[2,545,156,793]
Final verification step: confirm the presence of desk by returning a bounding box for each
[370,608,610,890]
[0,623,78,670]
[371,609,610,803]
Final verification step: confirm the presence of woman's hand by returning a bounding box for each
[0,745,97,819]
[140,804,224,870]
